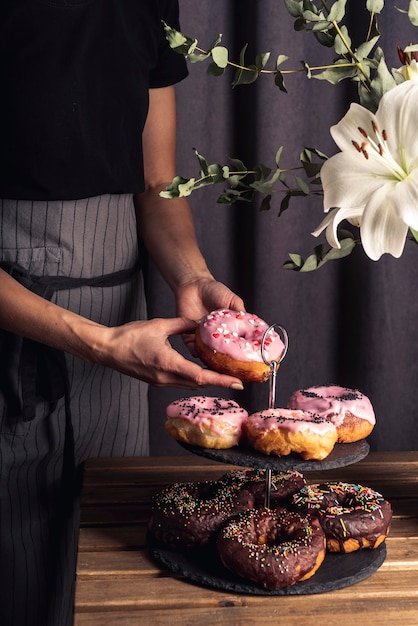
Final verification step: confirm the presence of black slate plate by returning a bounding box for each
[150,539,386,596]
[178,439,370,472]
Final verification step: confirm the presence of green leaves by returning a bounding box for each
[162,4,418,272]
[160,147,325,215]
[366,0,384,13]
[284,231,357,272]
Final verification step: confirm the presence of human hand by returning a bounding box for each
[174,277,245,356]
[93,315,244,390]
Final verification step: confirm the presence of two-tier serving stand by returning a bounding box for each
[151,325,387,595]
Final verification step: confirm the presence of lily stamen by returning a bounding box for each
[361,142,369,159]
[354,120,405,179]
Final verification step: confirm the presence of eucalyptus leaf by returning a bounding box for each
[228,157,248,172]
[211,45,229,69]
[232,44,259,87]
[162,23,198,56]
[275,147,284,166]
[217,189,242,205]
[355,36,380,62]
[259,194,273,212]
[207,35,223,52]
[279,191,292,216]
[295,176,310,194]
[284,0,303,18]
[160,176,196,199]
[364,54,398,110]
[275,70,288,91]
[302,9,324,23]
[313,62,358,84]
[255,52,271,70]
[207,62,226,77]
[334,25,351,55]
[314,28,337,47]
[284,235,356,272]
[327,0,348,23]
[186,51,211,63]
[366,0,384,14]
[276,54,289,67]
[312,21,334,32]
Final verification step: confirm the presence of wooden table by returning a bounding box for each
[75,451,418,625]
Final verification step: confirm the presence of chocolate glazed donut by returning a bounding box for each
[217,508,326,590]
[148,479,255,550]
[218,468,306,508]
[292,481,392,553]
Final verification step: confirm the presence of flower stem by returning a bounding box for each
[331,21,371,85]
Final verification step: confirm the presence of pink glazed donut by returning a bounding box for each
[195,309,285,383]
[286,384,376,443]
[243,408,338,461]
[165,395,249,449]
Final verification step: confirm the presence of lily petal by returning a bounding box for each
[391,170,418,231]
[374,80,418,169]
[320,153,393,211]
[312,207,363,248]
[361,186,409,260]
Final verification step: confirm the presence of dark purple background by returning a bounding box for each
[147,1,418,454]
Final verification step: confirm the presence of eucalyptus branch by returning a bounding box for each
[160,147,327,216]
[162,1,418,272]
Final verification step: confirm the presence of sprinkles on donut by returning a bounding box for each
[216,508,326,590]
[165,396,249,449]
[292,481,392,553]
[195,308,286,383]
[244,408,339,460]
[148,479,255,550]
[218,468,306,507]
[286,384,376,443]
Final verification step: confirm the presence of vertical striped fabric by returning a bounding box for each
[0,195,149,625]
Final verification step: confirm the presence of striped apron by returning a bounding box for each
[0,194,149,625]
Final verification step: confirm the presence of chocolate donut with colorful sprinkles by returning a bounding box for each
[292,481,392,553]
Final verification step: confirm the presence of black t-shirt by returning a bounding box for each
[0,0,188,200]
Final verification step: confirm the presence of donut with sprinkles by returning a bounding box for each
[286,384,376,443]
[148,479,255,550]
[165,396,249,449]
[218,468,306,508]
[195,309,286,383]
[292,481,392,553]
[216,508,326,590]
[243,408,339,460]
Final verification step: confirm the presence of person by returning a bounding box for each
[0,2,245,624]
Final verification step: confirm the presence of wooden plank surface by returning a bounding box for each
[74,452,418,625]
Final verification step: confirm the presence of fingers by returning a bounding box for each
[148,344,244,390]
[163,316,198,335]
[152,363,244,391]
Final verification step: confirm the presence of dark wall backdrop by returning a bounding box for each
[147,1,418,455]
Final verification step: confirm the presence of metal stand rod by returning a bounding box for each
[260,324,289,510]
[264,468,272,509]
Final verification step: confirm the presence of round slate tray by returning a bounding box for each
[150,539,386,596]
[178,439,370,472]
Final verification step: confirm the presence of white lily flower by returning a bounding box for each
[313,79,418,260]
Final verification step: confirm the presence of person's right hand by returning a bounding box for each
[92,316,244,390]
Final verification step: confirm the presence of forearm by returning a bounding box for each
[134,187,214,292]
[0,268,103,361]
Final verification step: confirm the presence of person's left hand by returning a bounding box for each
[174,277,245,356]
